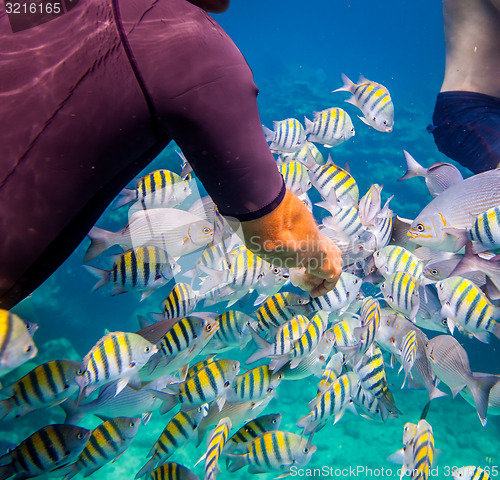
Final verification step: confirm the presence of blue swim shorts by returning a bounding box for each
[427,91,500,174]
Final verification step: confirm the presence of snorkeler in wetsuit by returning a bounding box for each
[428,0,500,174]
[0,0,342,309]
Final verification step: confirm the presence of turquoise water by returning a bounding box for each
[3,2,500,479]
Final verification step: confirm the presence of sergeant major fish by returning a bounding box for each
[333,73,394,132]
[304,107,355,148]
[262,118,306,153]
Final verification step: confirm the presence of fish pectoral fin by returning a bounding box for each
[216,394,227,412]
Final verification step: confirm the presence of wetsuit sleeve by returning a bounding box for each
[123,0,286,222]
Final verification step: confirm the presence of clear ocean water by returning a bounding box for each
[3,1,500,479]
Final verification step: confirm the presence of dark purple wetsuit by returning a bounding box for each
[0,0,285,309]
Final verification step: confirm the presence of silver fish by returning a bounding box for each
[407,169,500,252]
[426,335,498,425]
[398,150,463,197]
[85,208,213,262]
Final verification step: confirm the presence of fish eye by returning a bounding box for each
[77,433,83,440]
[202,227,211,234]
[224,381,231,387]
[416,223,425,232]
[25,345,33,353]
[373,117,376,121]
[304,447,310,454]
[76,369,84,376]
[441,319,448,325]
[145,346,151,353]
[267,388,273,393]
[273,267,280,274]
[130,422,135,427]
[430,269,439,275]
[272,419,277,424]
[206,324,212,332]
[383,120,387,125]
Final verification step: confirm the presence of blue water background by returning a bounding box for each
[5,2,500,479]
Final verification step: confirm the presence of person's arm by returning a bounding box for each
[230,189,343,297]
[187,0,230,13]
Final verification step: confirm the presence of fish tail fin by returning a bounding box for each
[226,454,247,473]
[304,116,314,134]
[152,390,178,415]
[60,464,79,480]
[332,73,356,94]
[470,375,499,426]
[59,398,84,425]
[197,265,226,296]
[398,150,427,181]
[135,458,157,479]
[113,188,136,210]
[428,385,446,403]
[84,226,114,262]
[245,328,272,364]
[262,125,274,142]
[296,413,314,435]
[83,265,111,292]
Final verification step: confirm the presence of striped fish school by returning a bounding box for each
[255,292,310,333]
[159,283,199,320]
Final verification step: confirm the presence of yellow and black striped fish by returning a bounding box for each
[402,419,434,480]
[155,283,199,321]
[226,431,316,474]
[297,372,357,435]
[148,462,200,480]
[317,352,344,394]
[84,246,178,300]
[204,417,231,480]
[399,330,417,388]
[452,466,492,480]
[277,161,311,195]
[374,246,424,280]
[333,73,394,132]
[136,405,208,479]
[115,169,191,210]
[62,417,140,480]
[304,154,359,208]
[227,365,283,403]
[380,271,420,321]
[0,424,91,479]
[263,118,306,153]
[254,292,311,333]
[223,413,282,455]
[161,359,240,413]
[0,359,81,420]
[209,311,256,352]
[76,331,157,398]
[187,357,217,378]
[354,346,399,418]
[436,276,500,342]
[305,107,355,148]
[468,206,500,253]
[0,310,37,377]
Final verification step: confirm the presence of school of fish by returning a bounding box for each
[0,73,499,480]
